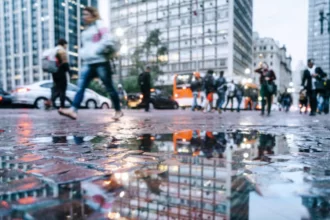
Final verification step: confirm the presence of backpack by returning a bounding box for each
[42,48,59,73]
[204,75,215,92]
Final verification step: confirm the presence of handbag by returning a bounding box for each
[41,48,59,73]
[314,79,326,91]
[94,23,121,60]
[266,82,275,94]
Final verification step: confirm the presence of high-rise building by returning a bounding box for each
[109,0,253,85]
[253,32,292,93]
[308,0,330,75]
[0,0,98,91]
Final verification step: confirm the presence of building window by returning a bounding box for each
[270,62,273,66]
[264,46,267,50]
[271,46,273,50]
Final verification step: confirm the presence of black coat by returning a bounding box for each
[139,72,151,93]
[302,67,327,92]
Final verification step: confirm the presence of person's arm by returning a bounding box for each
[301,71,307,88]
[270,70,276,81]
[254,67,263,74]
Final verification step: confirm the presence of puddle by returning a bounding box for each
[0,130,329,219]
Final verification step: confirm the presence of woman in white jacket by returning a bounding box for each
[59,7,123,120]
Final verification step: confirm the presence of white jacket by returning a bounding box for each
[79,20,116,65]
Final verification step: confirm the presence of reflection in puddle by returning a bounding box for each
[0,130,328,219]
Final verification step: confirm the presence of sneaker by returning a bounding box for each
[58,108,77,120]
[218,108,222,114]
[112,111,124,120]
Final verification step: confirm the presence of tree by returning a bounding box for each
[129,29,168,77]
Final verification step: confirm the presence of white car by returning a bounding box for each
[11,80,112,109]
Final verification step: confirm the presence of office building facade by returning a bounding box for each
[110,0,253,85]
[308,0,330,75]
[0,0,97,91]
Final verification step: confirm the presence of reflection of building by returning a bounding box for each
[0,0,97,91]
[253,32,292,93]
[110,130,253,219]
[109,0,253,85]
[308,0,330,75]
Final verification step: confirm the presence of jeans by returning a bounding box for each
[191,91,198,110]
[324,96,329,114]
[217,92,225,110]
[72,62,121,111]
[317,95,324,113]
[236,96,243,112]
[282,99,291,112]
[225,96,234,111]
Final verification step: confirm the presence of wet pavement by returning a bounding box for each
[0,109,330,219]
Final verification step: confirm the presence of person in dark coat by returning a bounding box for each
[203,69,215,112]
[255,62,277,116]
[190,72,202,111]
[281,89,293,112]
[301,59,327,116]
[138,66,152,112]
[215,71,227,114]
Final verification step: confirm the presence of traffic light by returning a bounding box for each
[320,11,325,34]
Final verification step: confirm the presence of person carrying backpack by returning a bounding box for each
[215,71,227,114]
[190,72,202,111]
[43,39,70,111]
[203,69,215,112]
[224,80,236,111]
[138,66,152,112]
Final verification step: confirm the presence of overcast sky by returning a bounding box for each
[99,0,308,70]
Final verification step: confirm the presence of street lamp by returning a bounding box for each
[244,68,251,75]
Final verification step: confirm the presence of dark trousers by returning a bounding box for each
[142,90,150,112]
[308,90,317,114]
[51,72,67,108]
[225,96,234,111]
[261,94,272,114]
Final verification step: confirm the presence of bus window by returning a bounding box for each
[176,74,193,89]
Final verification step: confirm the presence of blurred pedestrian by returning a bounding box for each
[139,66,152,112]
[117,84,127,109]
[235,83,244,112]
[302,59,327,116]
[255,62,277,116]
[44,39,70,111]
[224,80,236,112]
[299,90,308,114]
[281,89,293,112]
[59,7,123,120]
[215,71,227,114]
[203,69,215,113]
[190,72,202,111]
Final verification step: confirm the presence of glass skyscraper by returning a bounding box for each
[0,0,98,91]
[308,0,330,74]
[110,0,253,84]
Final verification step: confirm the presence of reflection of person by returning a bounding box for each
[254,134,275,162]
[59,7,123,120]
[139,66,152,112]
[139,134,152,152]
[255,62,277,116]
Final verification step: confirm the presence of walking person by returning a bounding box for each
[224,80,236,112]
[44,39,70,111]
[190,72,202,111]
[203,70,215,113]
[215,71,227,114]
[281,89,293,112]
[302,59,327,116]
[117,84,127,109]
[299,90,308,114]
[235,83,244,112]
[138,66,152,112]
[59,7,123,120]
[255,62,277,116]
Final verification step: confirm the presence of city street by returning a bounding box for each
[0,109,330,219]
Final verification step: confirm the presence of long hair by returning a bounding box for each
[83,6,101,21]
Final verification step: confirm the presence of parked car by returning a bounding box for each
[11,80,112,109]
[0,88,12,106]
[128,89,179,110]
